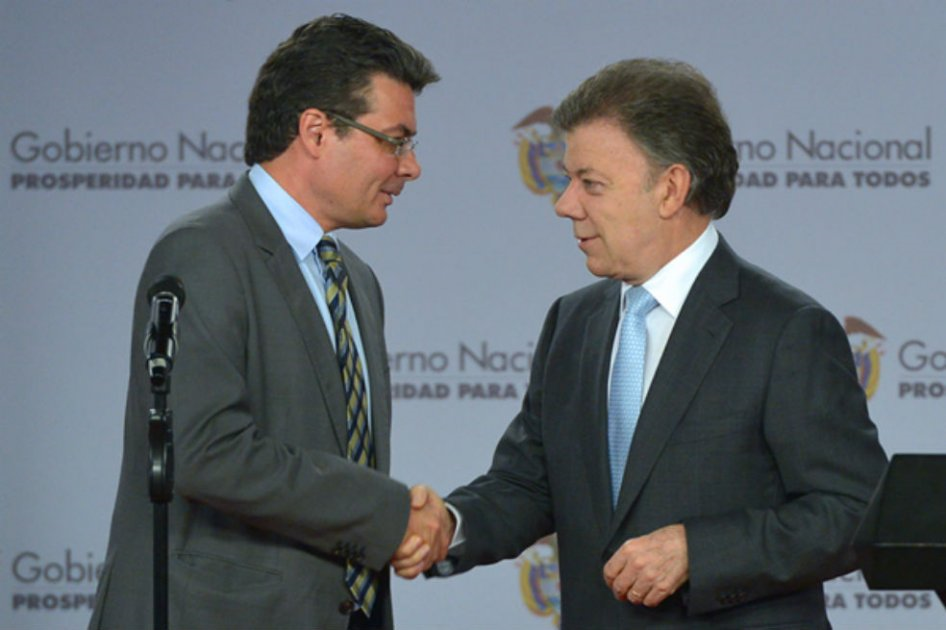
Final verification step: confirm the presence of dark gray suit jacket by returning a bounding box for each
[90,175,410,630]
[443,236,887,629]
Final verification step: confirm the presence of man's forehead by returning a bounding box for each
[565,117,631,145]
[564,121,649,167]
[561,124,612,171]
[361,75,417,133]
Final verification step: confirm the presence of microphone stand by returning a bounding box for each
[148,368,173,630]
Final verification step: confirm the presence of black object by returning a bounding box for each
[145,276,185,630]
[145,276,185,390]
[854,453,946,608]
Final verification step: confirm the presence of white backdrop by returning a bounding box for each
[2,1,944,628]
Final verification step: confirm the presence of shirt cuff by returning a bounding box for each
[434,502,464,576]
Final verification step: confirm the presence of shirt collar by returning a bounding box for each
[248,163,329,261]
[623,223,719,318]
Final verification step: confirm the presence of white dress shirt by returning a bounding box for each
[611,224,719,404]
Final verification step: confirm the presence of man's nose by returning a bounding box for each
[397,149,421,180]
[554,182,580,218]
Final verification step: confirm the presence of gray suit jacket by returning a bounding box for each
[442,237,887,629]
[90,175,410,630]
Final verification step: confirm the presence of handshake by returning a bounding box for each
[390,485,456,579]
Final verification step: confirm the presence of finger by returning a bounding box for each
[642,583,670,608]
[609,564,639,602]
[602,549,627,586]
[410,485,429,509]
[603,561,616,587]
[613,578,631,602]
[392,542,430,570]
[392,534,423,561]
[394,559,429,580]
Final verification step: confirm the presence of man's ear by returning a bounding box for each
[657,163,692,219]
[297,108,330,158]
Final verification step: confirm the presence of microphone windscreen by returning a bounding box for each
[146,275,186,306]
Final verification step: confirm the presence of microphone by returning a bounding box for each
[144,276,186,388]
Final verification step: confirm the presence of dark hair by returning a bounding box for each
[244,14,439,165]
[553,58,738,219]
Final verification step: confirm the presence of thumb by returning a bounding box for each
[410,484,429,509]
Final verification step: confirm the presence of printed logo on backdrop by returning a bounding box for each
[735,126,932,190]
[517,535,561,628]
[845,316,885,400]
[6,548,102,614]
[513,106,567,204]
[388,342,533,402]
[824,571,935,614]
[845,315,946,401]
[7,129,244,191]
[508,116,934,194]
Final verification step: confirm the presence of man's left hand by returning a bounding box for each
[603,523,689,607]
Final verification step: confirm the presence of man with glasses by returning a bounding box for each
[90,14,452,630]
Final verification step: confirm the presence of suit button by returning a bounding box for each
[339,600,355,614]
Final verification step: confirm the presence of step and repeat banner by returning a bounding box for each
[2,1,943,628]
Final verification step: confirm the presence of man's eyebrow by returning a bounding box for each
[562,166,594,178]
[383,123,416,137]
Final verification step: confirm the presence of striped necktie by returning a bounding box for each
[316,236,378,615]
[608,286,657,507]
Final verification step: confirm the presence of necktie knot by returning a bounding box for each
[316,236,347,288]
[316,234,339,258]
[317,234,341,266]
[625,286,657,319]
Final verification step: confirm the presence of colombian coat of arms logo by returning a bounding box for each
[514,106,568,204]
[517,535,561,628]
[845,316,885,400]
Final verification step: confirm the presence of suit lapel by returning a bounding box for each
[607,238,740,539]
[577,281,623,538]
[229,175,349,454]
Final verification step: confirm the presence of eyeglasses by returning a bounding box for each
[328,112,418,157]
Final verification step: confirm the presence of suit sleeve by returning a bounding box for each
[437,300,561,574]
[135,224,410,571]
[683,305,887,614]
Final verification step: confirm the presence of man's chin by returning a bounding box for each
[357,209,388,229]
[585,258,611,278]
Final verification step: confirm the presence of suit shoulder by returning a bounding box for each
[736,256,824,315]
[146,188,262,274]
[555,278,615,316]
[139,193,253,295]
[156,194,244,248]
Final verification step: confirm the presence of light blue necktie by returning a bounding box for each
[608,286,657,507]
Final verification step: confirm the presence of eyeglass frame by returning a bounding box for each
[326,111,418,157]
